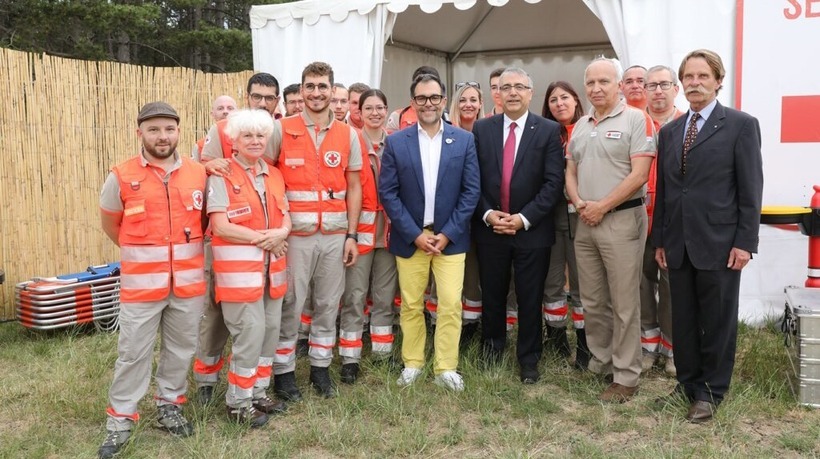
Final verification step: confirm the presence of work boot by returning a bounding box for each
[340,363,360,384]
[197,385,214,405]
[296,338,309,357]
[225,405,268,428]
[573,328,591,371]
[273,371,303,402]
[98,430,131,459]
[155,404,194,437]
[252,395,287,414]
[310,366,337,398]
[641,352,658,371]
[460,322,480,348]
[544,325,571,358]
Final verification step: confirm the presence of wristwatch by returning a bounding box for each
[346,233,359,242]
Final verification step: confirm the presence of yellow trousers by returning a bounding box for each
[396,246,465,374]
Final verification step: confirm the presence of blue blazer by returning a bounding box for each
[379,123,480,259]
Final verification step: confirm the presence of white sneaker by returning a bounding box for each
[434,371,464,392]
[397,367,423,387]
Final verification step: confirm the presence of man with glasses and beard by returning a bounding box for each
[98,102,207,458]
[270,62,364,400]
[380,73,479,392]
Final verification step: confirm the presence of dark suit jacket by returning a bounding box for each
[651,101,763,270]
[472,112,565,248]
[379,123,480,259]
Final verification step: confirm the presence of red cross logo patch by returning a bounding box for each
[192,190,204,210]
[324,151,341,167]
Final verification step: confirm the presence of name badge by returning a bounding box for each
[284,158,304,167]
[124,205,145,216]
[605,131,622,139]
[227,206,252,219]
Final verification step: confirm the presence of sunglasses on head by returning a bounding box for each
[455,81,480,91]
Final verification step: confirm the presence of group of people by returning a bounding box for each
[96,48,763,458]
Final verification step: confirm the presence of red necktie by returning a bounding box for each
[681,112,700,175]
[500,121,517,212]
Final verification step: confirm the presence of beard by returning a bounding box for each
[143,140,177,160]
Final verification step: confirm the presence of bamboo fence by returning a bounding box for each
[0,48,253,320]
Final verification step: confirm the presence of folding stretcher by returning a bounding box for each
[15,263,121,332]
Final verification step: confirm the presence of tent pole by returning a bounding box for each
[450,3,496,63]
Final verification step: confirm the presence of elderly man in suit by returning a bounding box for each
[472,67,565,384]
[379,73,480,392]
[566,58,656,403]
[653,49,763,422]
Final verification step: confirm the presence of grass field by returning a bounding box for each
[0,319,818,458]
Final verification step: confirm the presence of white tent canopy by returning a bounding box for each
[250,0,811,323]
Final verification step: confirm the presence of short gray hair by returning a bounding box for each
[647,65,679,85]
[499,67,534,90]
[225,109,274,141]
[586,57,623,81]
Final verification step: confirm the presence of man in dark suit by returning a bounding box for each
[652,49,763,422]
[472,67,565,383]
[379,73,480,392]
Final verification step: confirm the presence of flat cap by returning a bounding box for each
[137,101,179,124]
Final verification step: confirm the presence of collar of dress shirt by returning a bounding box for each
[503,112,528,131]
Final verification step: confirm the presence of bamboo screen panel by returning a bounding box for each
[0,48,254,320]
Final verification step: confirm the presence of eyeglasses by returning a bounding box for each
[250,93,278,103]
[362,105,387,113]
[455,81,480,91]
[500,84,531,93]
[303,83,331,93]
[644,81,675,91]
[412,95,444,105]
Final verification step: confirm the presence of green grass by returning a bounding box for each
[1,322,819,458]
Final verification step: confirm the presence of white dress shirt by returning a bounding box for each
[418,121,445,226]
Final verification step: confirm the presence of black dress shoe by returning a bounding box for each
[310,366,337,398]
[340,363,360,384]
[273,371,303,402]
[520,365,540,384]
[686,400,716,423]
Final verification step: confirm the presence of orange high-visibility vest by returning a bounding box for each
[113,156,207,302]
[211,158,288,301]
[398,106,417,130]
[277,115,350,235]
[357,131,389,253]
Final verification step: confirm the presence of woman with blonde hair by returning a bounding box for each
[449,81,484,132]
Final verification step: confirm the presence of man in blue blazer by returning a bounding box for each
[653,50,763,422]
[379,73,480,392]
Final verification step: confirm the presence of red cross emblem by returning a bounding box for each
[192,190,204,210]
[324,151,341,167]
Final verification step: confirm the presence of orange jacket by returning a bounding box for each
[277,115,350,235]
[113,156,207,302]
[211,159,288,301]
[646,109,684,234]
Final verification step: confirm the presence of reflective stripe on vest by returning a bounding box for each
[113,156,207,302]
[211,158,288,302]
[278,115,351,235]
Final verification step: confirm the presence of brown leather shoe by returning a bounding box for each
[599,382,639,403]
[686,400,716,423]
[252,395,287,415]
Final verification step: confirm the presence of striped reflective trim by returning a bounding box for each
[339,330,363,358]
[121,272,168,290]
[463,298,482,307]
[372,343,392,353]
[174,268,205,287]
[571,306,584,329]
[309,335,335,347]
[270,270,288,286]
[215,272,264,288]
[339,330,362,342]
[462,310,482,320]
[290,212,319,231]
[358,233,374,246]
[173,242,203,259]
[659,334,673,357]
[121,245,169,262]
[212,245,265,261]
[321,190,346,200]
[258,356,274,367]
[641,327,661,352]
[321,212,348,232]
[359,211,376,224]
[286,190,319,201]
[542,300,568,322]
[274,340,296,365]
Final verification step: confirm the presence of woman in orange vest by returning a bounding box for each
[541,81,591,370]
[207,109,291,427]
[338,89,399,383]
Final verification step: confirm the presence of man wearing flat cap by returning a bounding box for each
[97,102,208,458]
